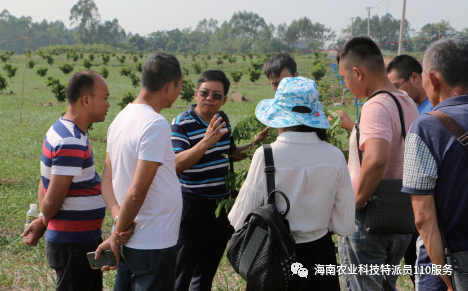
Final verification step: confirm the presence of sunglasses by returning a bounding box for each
[197,90,225,100]
[396,73,413,89]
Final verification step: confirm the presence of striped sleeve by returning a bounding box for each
[49,137,87,176]
[171,122,191,153]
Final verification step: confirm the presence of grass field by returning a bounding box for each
[0,51,414,290]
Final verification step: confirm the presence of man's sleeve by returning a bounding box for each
[402,132,438,194]
[139,119,170,164]
[51,138,85,176]
[170,121,191,153]
[359,102,393,150]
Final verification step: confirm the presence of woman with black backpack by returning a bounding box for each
[228,77,357,290]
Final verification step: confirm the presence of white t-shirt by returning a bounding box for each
[107,104,182,249]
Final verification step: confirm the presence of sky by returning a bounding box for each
[3,0,467,38]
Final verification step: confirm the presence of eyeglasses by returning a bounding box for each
[396,73,413,89]
[197,90,225,100]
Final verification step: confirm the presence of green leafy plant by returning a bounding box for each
[191,62,202,74]
[206,54,211,60]
[203,60,208,69]
[24,49,32,59]
[0,73,7,92]
[2,63,18,82]
[191,54,196,62]
[45,55,54,66]
[0,54,10,63]
[222,54,228,60]
[134,62,143,73]
[182,67,190,77]
[101,53,110,65]
[58,63,74,75]
[247,52,253,60]
[139,52,144,59]
[45,77,66,103]
[128,71,140,88]
[120,66,132,76]
[82,58,92,69]
[230,70,243,83]
[79,52,84,59]
[117,91,136,110]
[241,54,246,61]
[71,52,79,62]
[36,67,48,77]
[180,78,195,103]
[228,56,237,65]
[27,60,35,69]
[216,57,223,65]
[132,56,138,63]
[111,52,116,57]
[88,52,95,61]
[116,55,126,64]
[311,62,326,81]
[98,65,109,79]
[246,66,261,83]
[250,59,264,71]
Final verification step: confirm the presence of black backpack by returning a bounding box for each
[227,144,302,291]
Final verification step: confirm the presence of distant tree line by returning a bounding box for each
[1,0,468,54]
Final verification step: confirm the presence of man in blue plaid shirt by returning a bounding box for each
[402,37,468,291]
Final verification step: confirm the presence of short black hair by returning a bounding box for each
[337,36,385,72]
[424,37,468,88]
[196,70,230,96]
[387,55,422,79]
[142,52,182,92]
[263,52,297,80]
[66,70,98,104]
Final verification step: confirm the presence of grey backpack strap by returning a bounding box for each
[263,144,276,204]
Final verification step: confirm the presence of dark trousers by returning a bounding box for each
[403,229,419,284]
[114,245,177,291]
[246,232,340,291]
[46,237,103,291]
[175,196,233,291]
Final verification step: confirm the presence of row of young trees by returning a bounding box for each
[2,0,468,55]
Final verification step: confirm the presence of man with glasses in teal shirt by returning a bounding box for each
[387,55,433,115]
[171,70,269,291]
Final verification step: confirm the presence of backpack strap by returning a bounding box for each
[426,111,468,153]
[217,110,235,173]
[355,90,406,165]
[263,144,276,204]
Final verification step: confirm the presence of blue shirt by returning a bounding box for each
[171,105,236,198]
[417,97,433,115]
[402,95,468,253]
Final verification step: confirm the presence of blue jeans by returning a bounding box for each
[415,236,446,291]
[338,210,412,291]
[114,245,177,291]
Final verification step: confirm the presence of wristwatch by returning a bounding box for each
[356,202,367,211]
[113,215,119,226]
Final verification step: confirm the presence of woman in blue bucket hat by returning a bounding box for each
[228,77,356,290]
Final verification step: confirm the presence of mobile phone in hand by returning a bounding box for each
[87,250,116,269]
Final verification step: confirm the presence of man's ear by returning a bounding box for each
[411,72,420,85]
[353,67,363,81]
[221,96,227,106]
[294,71,299,77]
[427,70,439,93]
[82,94,91,108]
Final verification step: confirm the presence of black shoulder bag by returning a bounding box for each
[227,144,303,291]
[356,91,415,235]
[426,110,468,290]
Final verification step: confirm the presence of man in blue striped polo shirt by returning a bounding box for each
[171,70,269,291]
